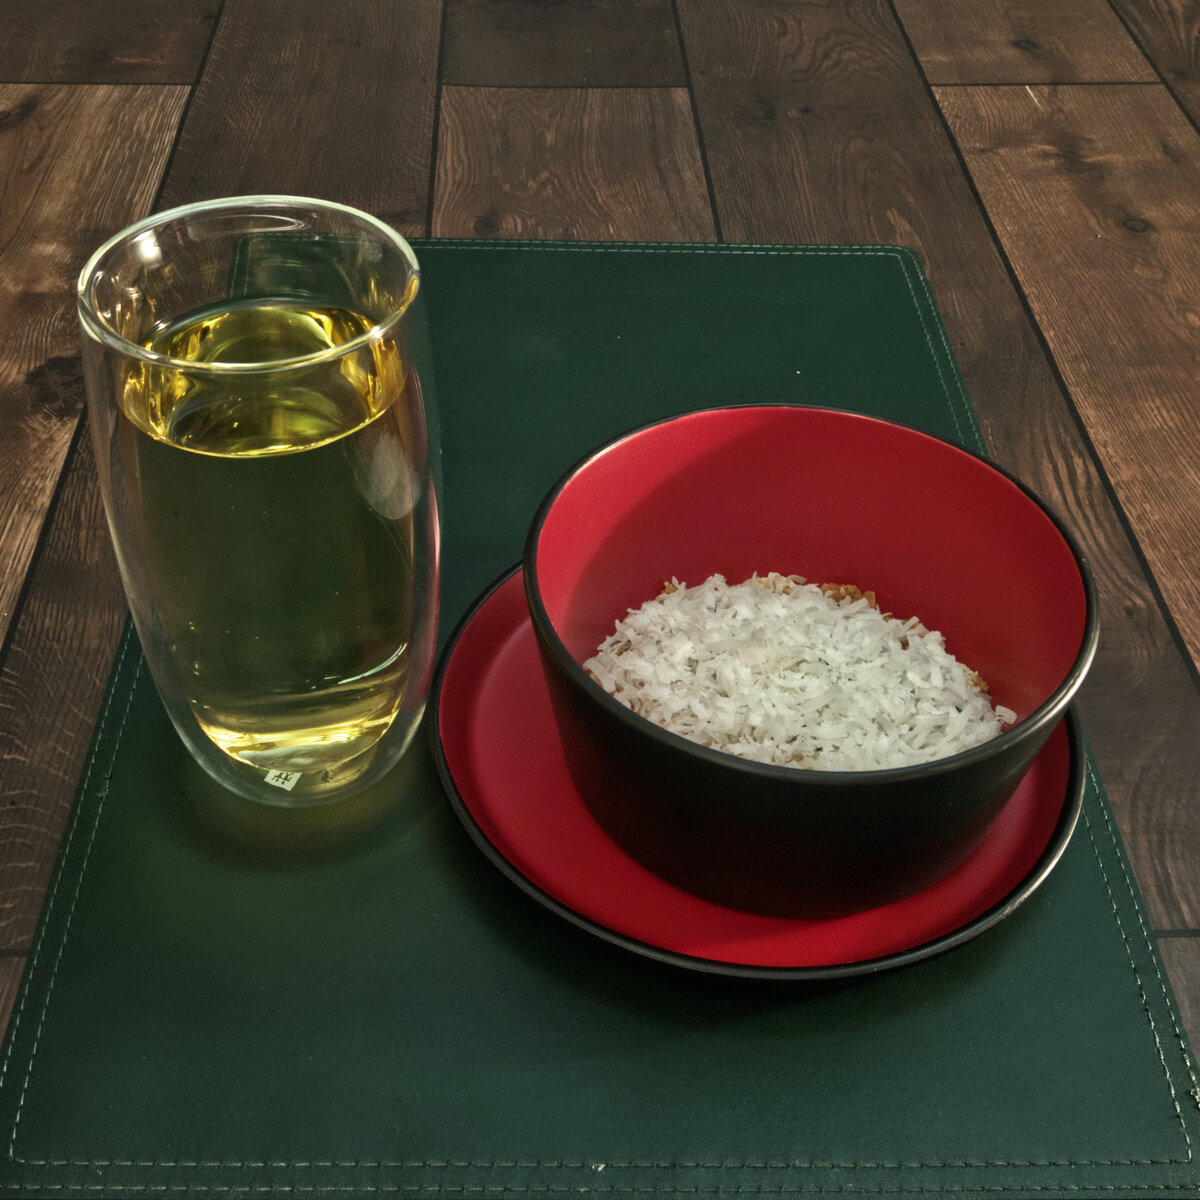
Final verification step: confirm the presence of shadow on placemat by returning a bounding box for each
[178,733,441,863]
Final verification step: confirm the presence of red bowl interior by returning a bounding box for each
[531,407,1089,723]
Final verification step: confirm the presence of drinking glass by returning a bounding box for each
[78,196,440,807]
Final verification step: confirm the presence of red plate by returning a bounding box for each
[430,567,1084,980]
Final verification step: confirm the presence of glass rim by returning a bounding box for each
[76,194,421,375]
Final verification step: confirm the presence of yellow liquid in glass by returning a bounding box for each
[121,300,420,778]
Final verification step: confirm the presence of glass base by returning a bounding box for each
[177,703,426,809]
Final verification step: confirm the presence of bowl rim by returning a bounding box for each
[523,402,1100,785]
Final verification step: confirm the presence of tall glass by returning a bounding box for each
[78,196,440,807]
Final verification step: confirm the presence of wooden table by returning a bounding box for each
[0,0,1197,1056]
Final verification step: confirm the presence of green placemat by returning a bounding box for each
[0,241,1195,1198]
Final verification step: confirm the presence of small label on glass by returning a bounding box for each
[264,769,302,791]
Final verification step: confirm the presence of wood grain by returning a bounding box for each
[433,86,715,240]
[0,84,187,653]
[937,84,1200,671]
[0,427,126,952]
[893,0,1156,84]
[1109,0,1200,122]
[680,0,983,249]
[0,0,217,84]
[0,957,24,1041]
[443,0,686,87]
[156,0,441,232]
[1159,935,1200,1053]
[679,0,1200,927]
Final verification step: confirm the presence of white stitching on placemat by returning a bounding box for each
[0,628,141,1161]
[1083,759,1200,1133]
[415,240,982,447]
[891,253,981,449]
[8,1181,1200,1194]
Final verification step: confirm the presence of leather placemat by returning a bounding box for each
[0,241,1195,1199]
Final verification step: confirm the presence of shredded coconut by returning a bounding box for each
[584,573,1017,771]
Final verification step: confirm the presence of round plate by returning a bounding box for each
[430,566,1084,981]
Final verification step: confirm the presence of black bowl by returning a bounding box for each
[523,406,1098,918]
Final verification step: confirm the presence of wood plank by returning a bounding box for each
[681,0,983,249]
[0,956,24,1043]
[1109,0,1200,126]
[157,0,440,233]
[1159,935,1200,1055]
[0,427,126,952]
[443,0,686,87]
[936,83,1200,673]
[679,0,1200,928]
[893,0,1156,84]
[433,86,715,240]
[0,84,187,653]
[0,0,216,84]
